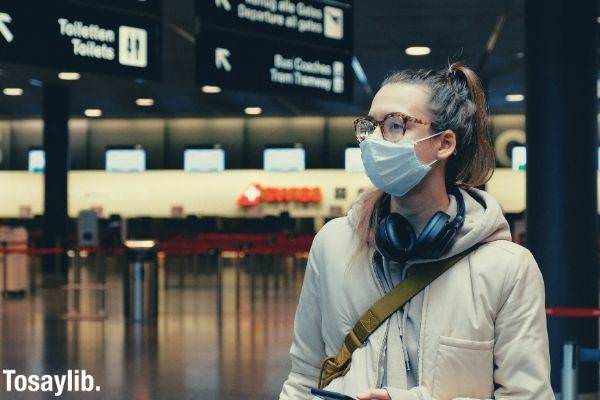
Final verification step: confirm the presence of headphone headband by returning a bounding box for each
[450,186,466,230]
[378,186,465,225]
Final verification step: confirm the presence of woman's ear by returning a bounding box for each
[437,130,457,160]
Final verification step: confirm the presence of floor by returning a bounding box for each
[0,253,306,399]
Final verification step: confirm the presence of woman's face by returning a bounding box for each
[367,82,441,165]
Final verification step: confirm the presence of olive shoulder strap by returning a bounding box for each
[317,243,482,389]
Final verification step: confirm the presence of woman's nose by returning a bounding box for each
[372,125,384,140]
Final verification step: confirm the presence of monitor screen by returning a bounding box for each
[105,148,146,172]
[345,147,364,172]
[511,146,600,170]
[184,148,225,172]
[28,149,45,173]
[511,146,526,171]
[263,148,305,172]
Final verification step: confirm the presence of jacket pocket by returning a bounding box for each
[431,335,494,400]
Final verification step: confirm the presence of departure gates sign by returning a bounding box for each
[196,0,353,100]
[196,0,352,51]
[0,1,161,79]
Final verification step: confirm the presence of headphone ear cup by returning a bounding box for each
[428,225,459,259]
[431,228,457,258]
[376,213,416,263]
[416,211,451,257]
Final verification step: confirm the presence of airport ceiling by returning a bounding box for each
[0,0,591,119]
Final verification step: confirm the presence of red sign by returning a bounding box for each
[237,184,322,207]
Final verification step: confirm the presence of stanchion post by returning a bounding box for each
[123,240,158,323]
[562,341,578,400]
[1,241,7,296]
[217,249,223,314]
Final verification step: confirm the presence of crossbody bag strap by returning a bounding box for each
[318,243,482,389]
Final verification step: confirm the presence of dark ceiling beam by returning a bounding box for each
[476,0,514,76]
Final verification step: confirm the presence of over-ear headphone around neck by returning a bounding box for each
[375,186,466,263]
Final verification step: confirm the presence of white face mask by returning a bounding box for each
[359,132,443,197]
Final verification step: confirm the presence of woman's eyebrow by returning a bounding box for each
[367,110,394,120]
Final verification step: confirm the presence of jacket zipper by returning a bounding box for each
[368,250,387,388]
[400,262,414,375]
[370,251,416,386]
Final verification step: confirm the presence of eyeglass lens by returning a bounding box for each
[355,114,407,142]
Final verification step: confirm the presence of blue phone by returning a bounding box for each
[310,387,356,400]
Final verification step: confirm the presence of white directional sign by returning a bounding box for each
[323,6,343,40]
[215,47,231,71]
[118,25,148,67]
[215,0,231,12]
[0,12,13,43]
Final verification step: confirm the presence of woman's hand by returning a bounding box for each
[356,389,391,400]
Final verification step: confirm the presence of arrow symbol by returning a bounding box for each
[215,48,231,72]
[215,0,231,11]
[0,12,14,43]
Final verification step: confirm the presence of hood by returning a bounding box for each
[346,186,512,261]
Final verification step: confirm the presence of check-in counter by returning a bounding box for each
[0,168,586,219]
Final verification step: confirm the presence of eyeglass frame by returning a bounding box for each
[354,111,432,143]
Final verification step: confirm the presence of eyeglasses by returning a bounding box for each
[354,112,432,143]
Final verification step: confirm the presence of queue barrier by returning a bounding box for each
[0,232,315,257]
[547,307,600,400]
[0,233,315,296]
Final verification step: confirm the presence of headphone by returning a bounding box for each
[375,186,466,263]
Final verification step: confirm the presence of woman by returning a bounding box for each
[279,63,553,400]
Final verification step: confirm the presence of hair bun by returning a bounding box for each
[447,62,466,81]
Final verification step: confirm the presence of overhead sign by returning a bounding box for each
[197,28,352,100]
[76,0,162,15]
[196,0,352,51]
[195,0,353,100]
[0,1,161,79]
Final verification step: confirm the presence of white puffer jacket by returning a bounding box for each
[279,187,554,400]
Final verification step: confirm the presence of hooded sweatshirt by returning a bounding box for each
[362,188,513,390]
[279,186,553,400]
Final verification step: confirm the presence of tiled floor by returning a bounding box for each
[0,254,306,399]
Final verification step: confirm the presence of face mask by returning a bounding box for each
[359,132,443,197]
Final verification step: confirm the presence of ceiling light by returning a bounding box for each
[58,72,80,80]
[3,88,23,96]
[84,108,102,117]
[244,107,262,115]
[505,94,524,102]
[136,98,154,106]
[405,46,431,56]
[202,85,222,94]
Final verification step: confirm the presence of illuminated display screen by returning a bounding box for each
[263,148,305,172]
[345,147,364,172]
[184,148,225,172]
[105,148,146,172]
[511,146,526,171]
[28,149,45,173]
